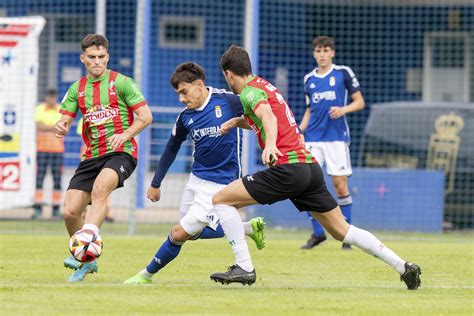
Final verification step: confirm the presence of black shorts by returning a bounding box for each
[67,152,137,192]
[242,163,338,213]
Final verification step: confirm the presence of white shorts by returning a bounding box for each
[305,141,352,176]
[178,173,226,236]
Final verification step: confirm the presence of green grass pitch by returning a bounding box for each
[0,221,473,315]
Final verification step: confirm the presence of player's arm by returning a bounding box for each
[299,81,312,131]
[221,93,250,134]
[110,77,153,150]
[147,115,188,202]
[56,83,79,137]
[109,105,153,150]
[329,91,365,119]
[254,103,283,165]
[221,116,251,134]
[345,91,365,114]
[298,90,312,143]
[299,105,311,132]
[54,114,74,138]
[329,67,365,119]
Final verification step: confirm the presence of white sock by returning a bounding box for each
[214,204,254,272]
[243,222,252,235]
[343,225,406,274]
[140,269,153,280]
[82,223,99,234]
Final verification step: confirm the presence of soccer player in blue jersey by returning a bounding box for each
[124,62,265,284]
[299,36,365,250]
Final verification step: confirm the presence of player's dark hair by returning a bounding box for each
[81,34,109,52]
[220,45,252,76]
[312,36,335,50]
[170,62,206,89]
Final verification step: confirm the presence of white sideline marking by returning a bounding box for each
[0,284,472,289]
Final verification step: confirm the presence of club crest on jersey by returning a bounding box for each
[215,105,222,118]
[109,80,116,95]
[84,104,119,126]
[329,76,336,87]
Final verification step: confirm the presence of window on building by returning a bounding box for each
[159,16,204,49]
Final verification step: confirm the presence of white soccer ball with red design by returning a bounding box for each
[69,229,103,262]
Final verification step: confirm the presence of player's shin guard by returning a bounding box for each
[146,235,182,274]
[343,225,406,274]
[214,204,254,272]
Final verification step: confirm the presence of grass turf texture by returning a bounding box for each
[0,221,472,315]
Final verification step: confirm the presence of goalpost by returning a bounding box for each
[0,16,45,209]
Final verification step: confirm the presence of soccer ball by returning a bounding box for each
[69,229,103,262]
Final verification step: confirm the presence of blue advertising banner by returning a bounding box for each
[249,167,445,232]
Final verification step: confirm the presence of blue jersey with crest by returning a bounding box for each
[303,64,361,142]
[151,87,243,187]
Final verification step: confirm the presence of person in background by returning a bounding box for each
[299,36,365,250]
[33,88,64,220]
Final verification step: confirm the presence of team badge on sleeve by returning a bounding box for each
[215,105,222,118]
[352,77,360,88]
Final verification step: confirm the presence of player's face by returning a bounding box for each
[175,80,207,109]
[313,46,335,69]
[81,45,109,79]
[222,70,240,94]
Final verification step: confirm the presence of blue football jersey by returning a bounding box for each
[303,64,361,142]
[151,87,243,187]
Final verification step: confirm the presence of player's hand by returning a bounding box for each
[221,118,237,135]
[299,133,305,144]
[109,133,129,151]
[329,106,346,119]
[261,144,283,166]
[147,186,161,202]
[54,121,69,138]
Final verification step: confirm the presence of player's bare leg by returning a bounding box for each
[332,176,349,197]
[213,178,258,209]
[62,190,91,272]
[311,207,421,289]
[67,169,117,282]
[63,189,91,236]
[210,179,258,285]
[84,168,119,229]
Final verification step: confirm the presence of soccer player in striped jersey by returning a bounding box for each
[124,62,265,284]
[299,36,365,250]
[54,34,153,282]
[209,45,421,290]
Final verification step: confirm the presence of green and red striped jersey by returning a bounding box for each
[60,70,147,160]
[240,75,316,166]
